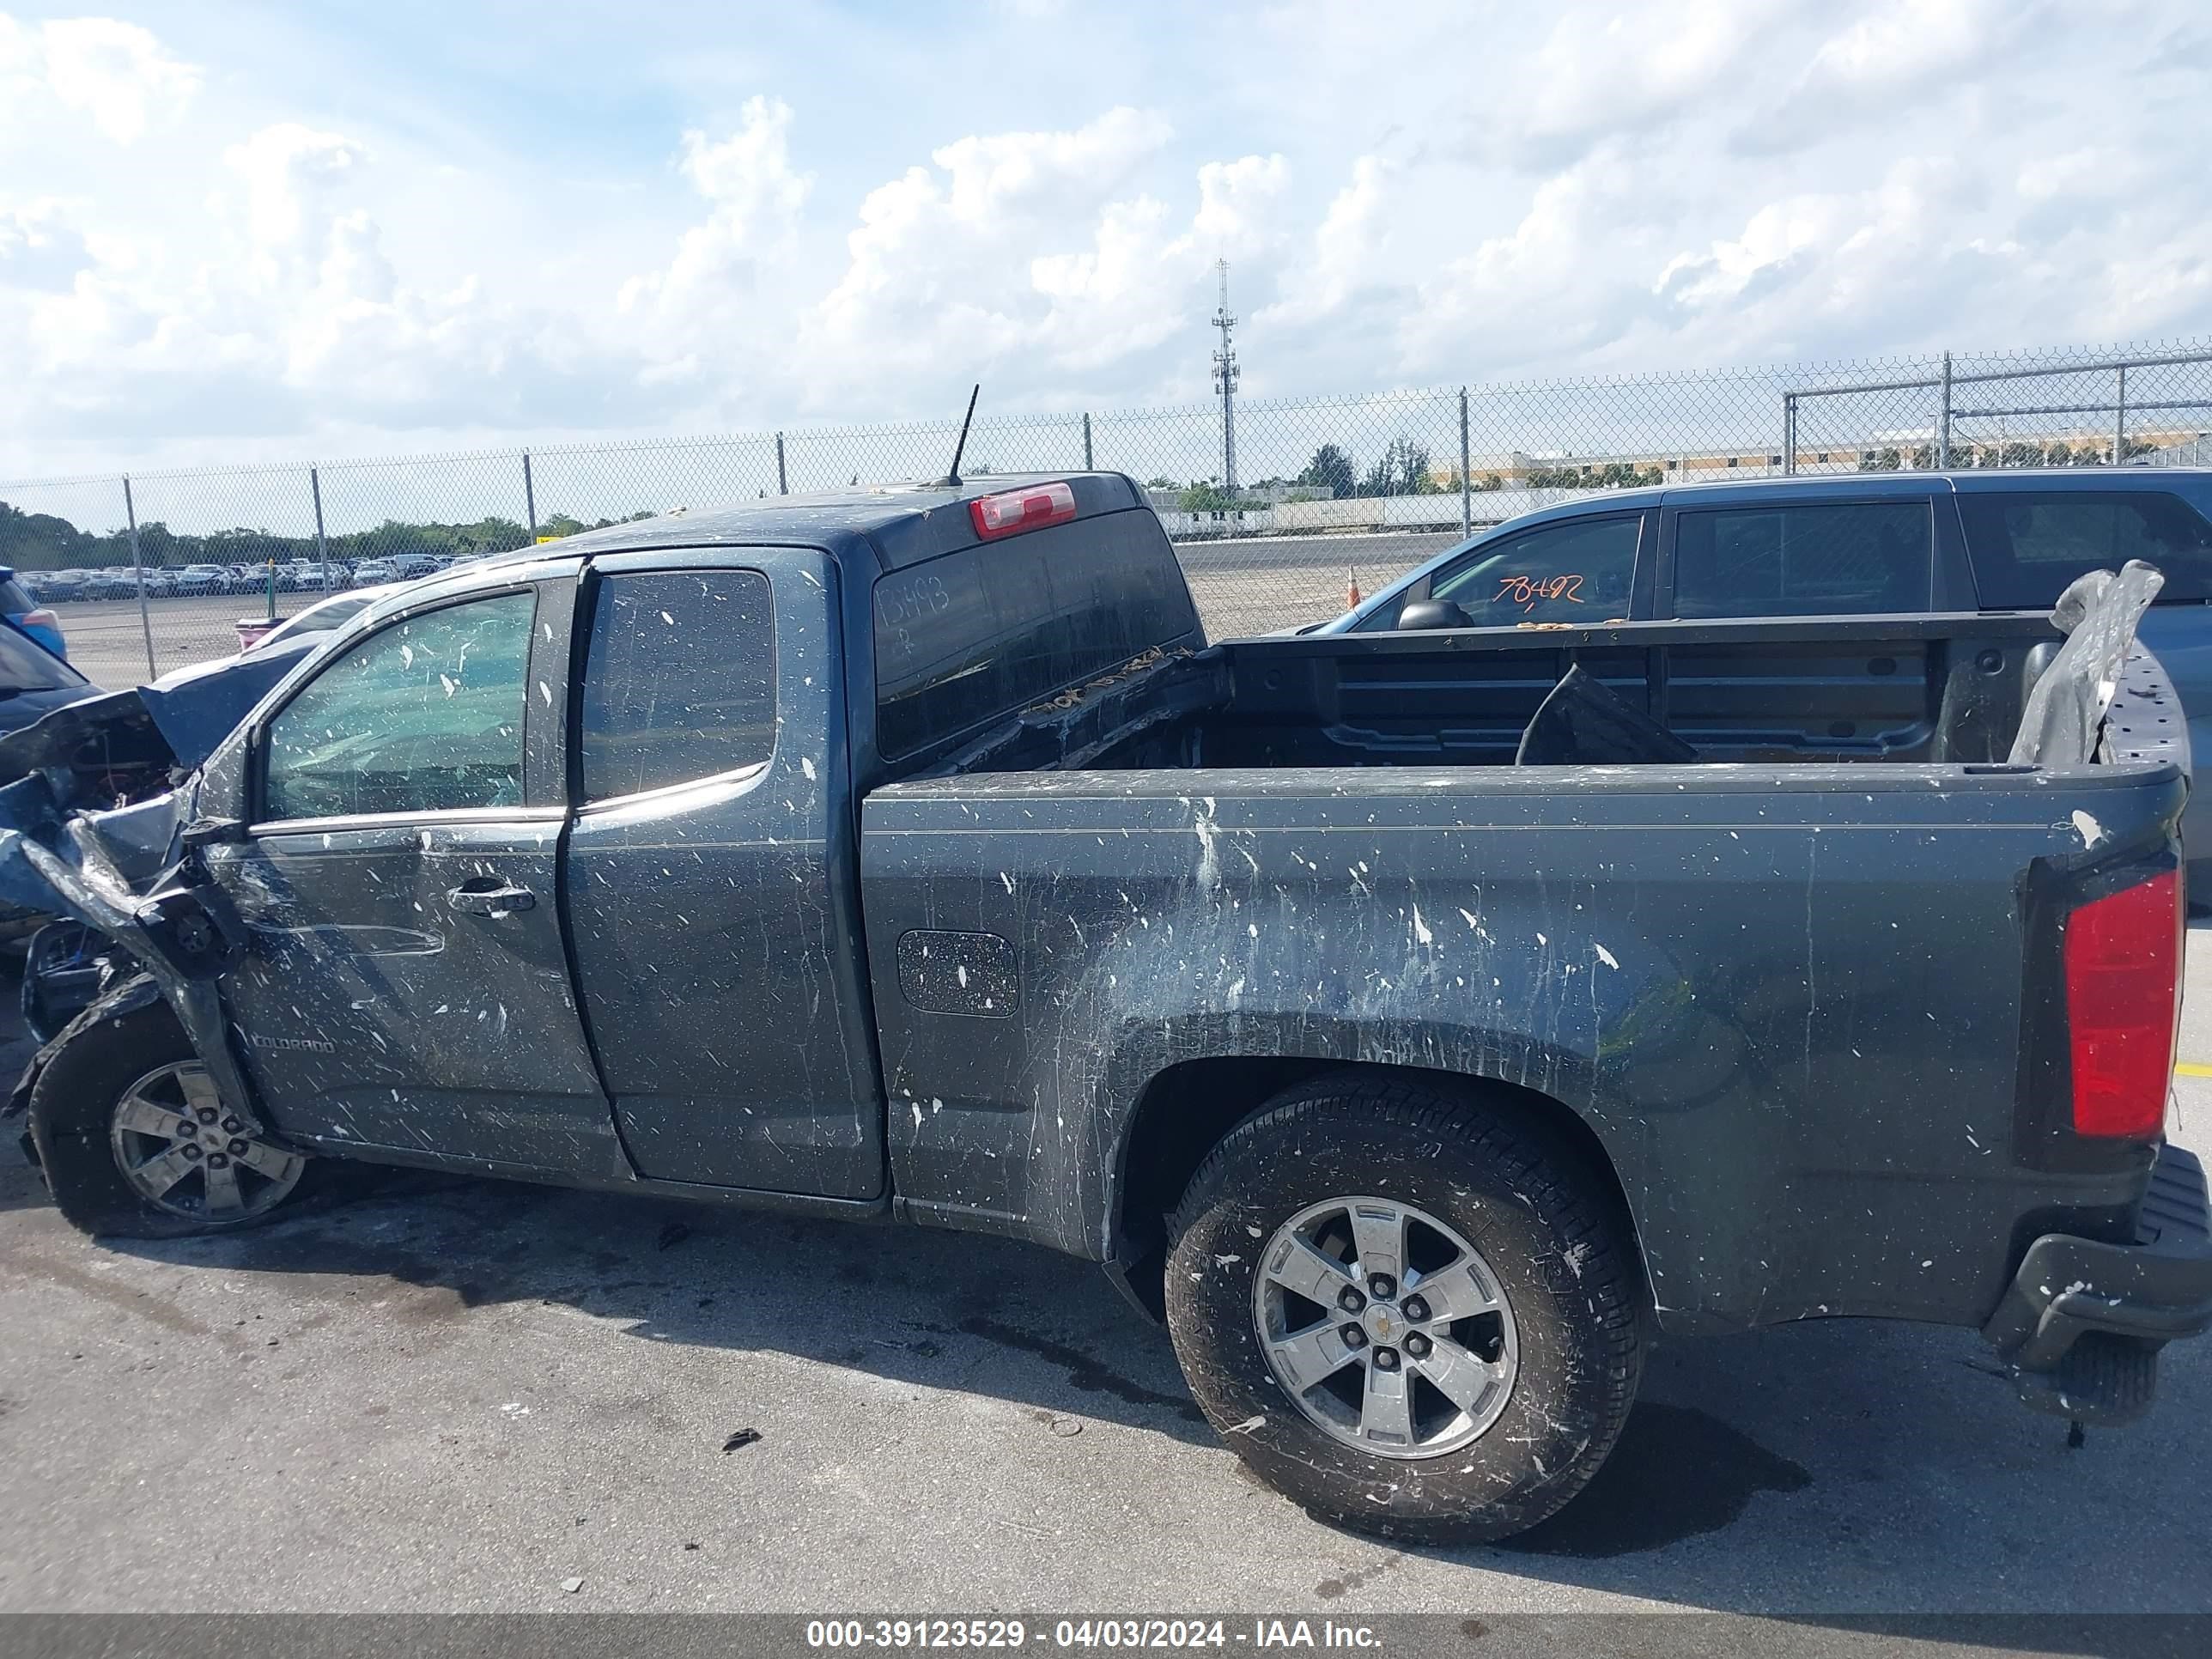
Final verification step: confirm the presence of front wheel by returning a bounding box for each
[1164,1074,1643,1544]
[27,996,313,1239]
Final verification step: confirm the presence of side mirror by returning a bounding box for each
[181,728,255,848]
[1395,599,1474,631]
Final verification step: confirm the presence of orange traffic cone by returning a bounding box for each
[1347,569,1362,607]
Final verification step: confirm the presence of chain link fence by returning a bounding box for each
[6,337,2211,686]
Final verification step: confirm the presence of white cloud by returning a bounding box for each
[0,198,89,289]
[0,0,2209,478]
[776,107,1234,404]
[1510,0,1785,156]
[223,124,370,271]
[1800,0,2006,99]
[1731,0,2038,155]
[1261,155,1390,330]
[7,107,628,447]
[0,14,198,146]
[619,95,812,319]
[1656,198,1836,309]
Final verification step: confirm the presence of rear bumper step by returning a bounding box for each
[1982,1143,2212,1424]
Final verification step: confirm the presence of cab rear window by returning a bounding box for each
[872,511,1199,760]
[1959,490,2212,607]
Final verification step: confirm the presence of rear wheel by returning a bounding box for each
[28,997,313,1239]
[1164,1074,1642,1543]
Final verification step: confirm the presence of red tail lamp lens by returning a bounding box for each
[2064,869,2181,1139]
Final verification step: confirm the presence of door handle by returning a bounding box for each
[447,881,536,915]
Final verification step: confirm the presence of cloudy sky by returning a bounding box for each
[0,0,2206,478]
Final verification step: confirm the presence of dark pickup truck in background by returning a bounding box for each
[1322,467,2212,895]
[5,472,2209,1545]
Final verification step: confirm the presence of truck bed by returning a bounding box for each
[946,611,2075,777]
[862,755,2182,1334]
[862,604,2185,1339]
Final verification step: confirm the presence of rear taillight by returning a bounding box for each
[969,481,1077,540]
[20,609,57,630]
[2064,868,2181,1139]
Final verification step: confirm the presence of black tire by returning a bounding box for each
[1164,1073,1643,1544]
[27,996,315,1240]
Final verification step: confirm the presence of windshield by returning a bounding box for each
[1346,526,1504,630]
[259,592,377,648]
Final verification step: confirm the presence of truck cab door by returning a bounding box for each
[559,549,884,1199]
[203,572,620,1176]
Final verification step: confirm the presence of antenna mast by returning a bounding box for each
[1211,259,1239,496]
[936,384,981,488]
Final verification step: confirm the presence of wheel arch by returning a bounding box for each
[3,969,167,1159]
[1106,1052,1649,1323]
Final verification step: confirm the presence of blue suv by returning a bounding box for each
[1324,469,2212,891]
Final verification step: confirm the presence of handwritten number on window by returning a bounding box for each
[1493,574,1584,611]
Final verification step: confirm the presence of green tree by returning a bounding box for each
[0,501,95,568]
[1361,437,1434,497]
[1295,444,1357,500]
[1179,481,1237,512]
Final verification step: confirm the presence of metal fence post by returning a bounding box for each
[312,466,331,593]
[1937,352,1953,470]
[2115,365,2129,465]
[123,476,155,680]
[1083,412,1094,471]
[1458,388,1473,537]
[523,450,538,539]
[1783,394,1796,477]
[776,432,788,495]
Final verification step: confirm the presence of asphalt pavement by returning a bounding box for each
[0,933,2207,1626]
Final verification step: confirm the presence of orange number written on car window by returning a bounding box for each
[1494,574,1584,611]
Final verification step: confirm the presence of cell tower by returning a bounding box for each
[1211,258,1238,495]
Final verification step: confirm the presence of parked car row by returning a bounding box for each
[15,550,468,602]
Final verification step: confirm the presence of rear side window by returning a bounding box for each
[1674,501,1932,617]
[1958,490,2212,607]
[1425,514,1641,624]
[873,512,1199,760]
[580,570,776,802]
[0,578,34,612]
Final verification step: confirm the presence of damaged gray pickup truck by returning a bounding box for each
[4,471,2210,1544]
